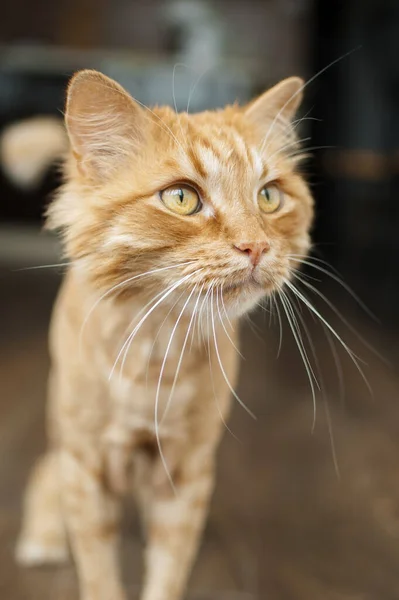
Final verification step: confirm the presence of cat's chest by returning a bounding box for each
[103,312,202,438]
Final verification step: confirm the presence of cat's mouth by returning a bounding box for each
[219,264,281,299]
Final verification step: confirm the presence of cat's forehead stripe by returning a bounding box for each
[191,130,263,181]
[196,145,221,180]
[250,147,264,178]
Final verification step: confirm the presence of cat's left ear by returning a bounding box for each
[244,77,304,129]
[65,70,148,180]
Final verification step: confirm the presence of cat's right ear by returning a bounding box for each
[244,77,304,131]
[65,70,147,180]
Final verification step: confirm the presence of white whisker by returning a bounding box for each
[284,279,373,397]
[293,271,385,364]
[216,286,243,359]
[244,313,264,345]
[161,284,204,425]
[322,322,346,408]
[286,144,335,157]
[145,288,187,388]
[79,261,194,356]
[219,285,235,331]
[186,66,213,115]
[288,255,377,321]
[207,286,241,442]
[210,288,256,420]
[278,289,319,428]
[197,284,212,345]
[172,62,192,144]
[261,47,360,153]
[14,262,71,271]
[272,294,283,357]
[110,269,202,381]
[266,136,311,163]
[116,283,186,362]
[291,301,340,475]
[154,285,197,494]
[288,253,341,274]
[259,294,282,357]
[172,62,182,114]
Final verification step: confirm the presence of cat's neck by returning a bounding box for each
[69,266,231,350]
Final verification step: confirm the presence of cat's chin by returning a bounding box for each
[223,279,262,295]
[221,276,274,317]
[223,270,275,296]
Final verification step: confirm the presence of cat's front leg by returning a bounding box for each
[140,442,216,600]
[60,443,126,600]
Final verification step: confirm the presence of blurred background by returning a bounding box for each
[2,1,399,599]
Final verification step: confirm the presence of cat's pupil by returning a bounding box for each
[178,189,184,203]
[263,187,270,201]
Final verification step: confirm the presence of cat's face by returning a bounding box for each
[49,70,313,317]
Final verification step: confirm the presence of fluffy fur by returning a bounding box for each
[15,70,313,600]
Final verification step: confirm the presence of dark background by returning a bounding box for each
[2,1,399,599]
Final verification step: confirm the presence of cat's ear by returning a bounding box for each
[244,77,304,129]
[65,70,147,179]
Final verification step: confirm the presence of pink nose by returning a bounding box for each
[234,241,271,266]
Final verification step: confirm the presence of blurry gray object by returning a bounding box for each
[156,0,233,112]
[163,0,226,71]
[0,44,253,115]
[109,62,252,113]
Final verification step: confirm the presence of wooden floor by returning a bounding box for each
[2,264,399,599]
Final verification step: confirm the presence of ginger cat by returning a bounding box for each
[15,70,313,600]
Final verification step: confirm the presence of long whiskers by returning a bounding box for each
[210,287,256,420]
[271,293,283,357]
[172,62,194,145]
[196,284,213,346]
[216,285,243,359]
[261,47,360,154]
[277,289,319,429]
[109,269,202,381]
[14,261,71,271]
[207,284,241,442]
[284,279,373,397]
[186,66,213,115]
[288,254,377,320]
[160,284,204,425]
[79,261,194,356]
[154,285,198,494]
[322,321,346,408]
[145,288,187,387]
[290,297,340,475]
[219,284,235,332]
[266,136,311,164]
[292,270,385,364]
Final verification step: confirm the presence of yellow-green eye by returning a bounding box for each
[258,184,282,214]
[160,185,201,215]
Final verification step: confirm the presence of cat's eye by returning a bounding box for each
[160,185,201,216]
[258,184,282,214]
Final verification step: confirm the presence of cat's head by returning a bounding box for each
[48,70,313,317]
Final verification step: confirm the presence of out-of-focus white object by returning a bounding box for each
[0,116,66,190]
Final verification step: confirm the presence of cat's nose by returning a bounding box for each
[234,241,271,267]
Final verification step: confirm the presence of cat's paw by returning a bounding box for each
[15,536,69,566]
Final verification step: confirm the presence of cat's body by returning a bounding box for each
[14,70,313,600]
[18,267,237,600]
